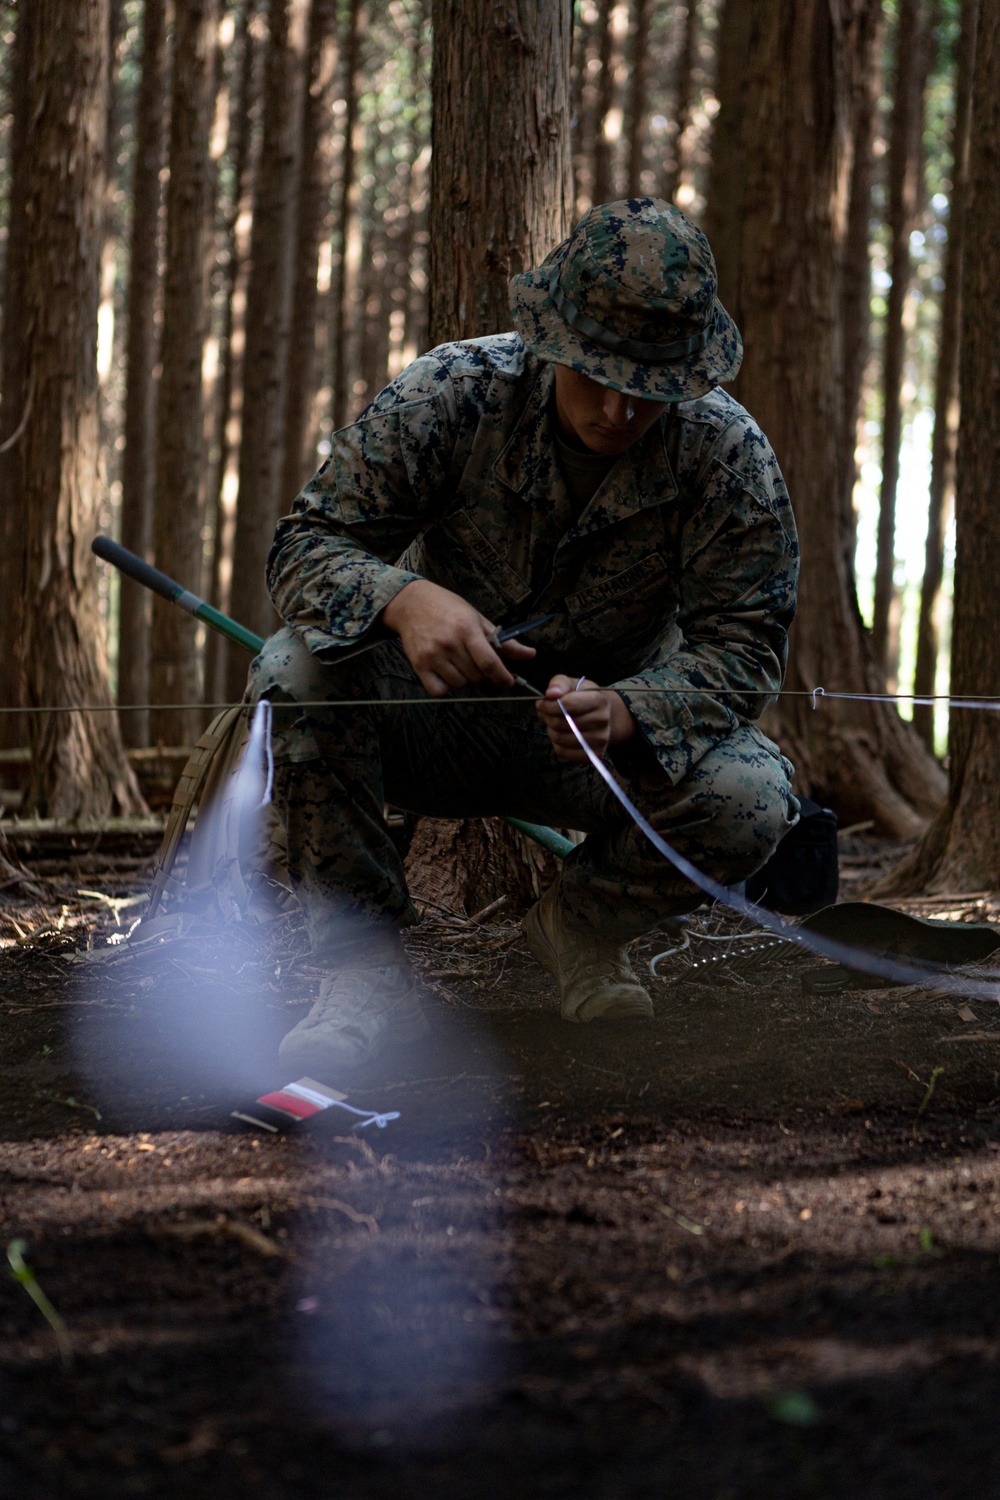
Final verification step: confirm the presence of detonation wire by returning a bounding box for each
[1,689,999,715]
[551,695,1000,1006]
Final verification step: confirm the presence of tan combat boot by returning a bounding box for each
[278,963,429,1079]
[522,882,654,1023]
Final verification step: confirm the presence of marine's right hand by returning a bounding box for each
[381,578,535,697]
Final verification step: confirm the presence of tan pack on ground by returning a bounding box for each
[140,706,294,937]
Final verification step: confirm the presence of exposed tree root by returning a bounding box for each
[872,721,1000,898]
[0,828,46,898]
[768,695,945,841]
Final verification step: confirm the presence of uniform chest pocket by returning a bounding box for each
[421,508,531,618]
[565,552,676,641]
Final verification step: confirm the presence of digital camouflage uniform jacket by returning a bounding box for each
[266,334,799,786]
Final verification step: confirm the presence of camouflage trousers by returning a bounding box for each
[249,627,798,962]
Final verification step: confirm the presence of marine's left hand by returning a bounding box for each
[536,675,638,764]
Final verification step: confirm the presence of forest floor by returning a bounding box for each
[2,826,1000,1498]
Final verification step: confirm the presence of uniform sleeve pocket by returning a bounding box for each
[684,466,794,605]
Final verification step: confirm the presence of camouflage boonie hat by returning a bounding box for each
[509,197,742,402]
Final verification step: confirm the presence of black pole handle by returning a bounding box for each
[92,535,188,605]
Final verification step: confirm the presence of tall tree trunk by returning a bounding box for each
[198,8,238,593]
[429,0,573,342]
[119,0,170,748]
[20,0,144,818]
[570,0,593,215]
[590,0,617,206]
[417,0,573,915]
[703,0,747,265]
[0,0,37,751]
[205,0,262,708]
[837,0,883,556]
[912,0,977,751]
[662,0,698,203]
[872,0,932,679]
[708,0,944,838]
[329,0,365,431]
[150,0,221,747]
[226,0,311,701]
[875,0,1000,895]
[382,1,427,384]
[401,1,432,367]
[358,210,390,408]
[624,0,652,196]
[98,0,126,431]
[281,0,339,503]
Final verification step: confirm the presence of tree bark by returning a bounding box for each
[382,1,428,384]
[708,0,944,838]
[419,0,573,913]
[875,0,1000,896]
[401,0,432,365]
[662,0,698,204]
[280,0,339,503]
[226,0,311,699]
[570,0,593,216]
[0,0,37,751]
[119,0,170,748]
[590,0,617,206]
[329,0,366,431]
[872,0,933,679]
[20,0,145,818]
[204,0,263,709]
[429,0,573,343]
[624,0,652,196]
[404,816,562,919]
[149,0,221,747]
[912,0,977,750]
[837,0,883,557]
[98,0,127,423]
[357,159,391,408]
[198,9,237,594]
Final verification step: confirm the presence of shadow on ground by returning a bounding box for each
[1,880,1000,1496]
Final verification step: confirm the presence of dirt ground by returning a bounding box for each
[3,828,1000,1498]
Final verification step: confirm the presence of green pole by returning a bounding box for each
[505,819,576,858]
[92,535,265,654]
